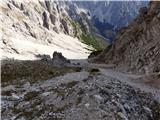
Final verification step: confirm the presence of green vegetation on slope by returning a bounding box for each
[70,20,108,51]
[80,33,103,51]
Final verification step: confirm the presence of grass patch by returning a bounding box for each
[80,33,103,51]
[24,91,39,101]
[70,20,81,38]
[70,21,77,30]
[69,17,107,51]
[1,59,79,86]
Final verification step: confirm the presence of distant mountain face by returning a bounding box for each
[73,1,148,27]
[60,1,148,42]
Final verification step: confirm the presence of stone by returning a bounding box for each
[12,93,21,100]
[85,103,90,108]
[124,103,131,112]
[52,51,70,66]
[115,102,126,115]
[23,82,31,89]
[143,106,153,118]
[41,92,51,97]
[94,95,104,103]
[117,112,128,120]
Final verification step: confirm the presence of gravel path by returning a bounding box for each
[99,68,160,102]
[75,60,160,101]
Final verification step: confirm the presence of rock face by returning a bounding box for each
[71,1,147,27]
[94,1,160,74]
[0,0,92,60]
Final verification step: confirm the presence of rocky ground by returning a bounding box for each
[1,57,160,120]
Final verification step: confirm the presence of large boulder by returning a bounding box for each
[52,51,70,66]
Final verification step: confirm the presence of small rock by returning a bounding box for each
[85,103,90,108]
[117,112,128,120]
[23,82,31,89]
[94,94,104,103]
[124,103,131,112]
[143,106,153,118]
[41,92,51,97]
[115,102,126,115]
[12,93,21,100]
[2,85,16,92]
[116,93,121,98]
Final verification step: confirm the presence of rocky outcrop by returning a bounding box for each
[50,13,56,25]
[52,51,70,66]
[42,11,49,29]
[94,1,160,74]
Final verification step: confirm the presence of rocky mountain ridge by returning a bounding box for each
[63,1,148,42]
[71,1,147,27]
